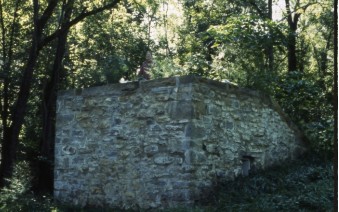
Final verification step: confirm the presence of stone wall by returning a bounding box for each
[54,75,307,209]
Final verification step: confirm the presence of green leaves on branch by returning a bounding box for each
[274,71,334,154]
[208,15,285,51]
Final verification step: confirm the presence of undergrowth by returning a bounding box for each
[199,153,335,212]
[0,161,55,211]
[0,153,334,211]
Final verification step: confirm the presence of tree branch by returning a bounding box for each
[39,0,120,49]
[280,1,318,23]
[7,0,22,68]
[37,0,59,34]
[247,0,267,19]
[0,0,6,61]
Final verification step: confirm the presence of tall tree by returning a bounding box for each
[38,0,74,193]
[284,0,318,73]
[0,0,23,146]
[245,0,275,72]
[285,0,300,72]
[0,0,121,189]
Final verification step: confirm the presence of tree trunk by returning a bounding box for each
[285,0,300,72]
[37,0,73,193]
[287,32,298,72]
[267,0,274,72]
[0,41,39,187]
[0,0,21,175]
[247,0,274,72]
[0,0,57,188]
[36,0,121,193]
[38,32,67,193]
[0,0,120,189]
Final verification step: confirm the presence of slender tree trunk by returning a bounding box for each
[0,17,40,184]
[162,1,171,57]
[287,32,298,72]
[0,0,21,161]
[38,32,68,193]
[37,0,73,193]
[247,0,274,72]
[285,0,300,72]
[0,0,120,189]
[36,0,121,192]
[333,2,338,200]
[0,36,39,187]
[0,0,58,188]
[267,0,274,72]
[320,30,333,76]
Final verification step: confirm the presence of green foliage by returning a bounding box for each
[274,71,334,154]
[0,161,55,211]
[208,15,282,49]
[149,55,187,79]
[0,161,31,200]
[63,4,149,88]
[172,0,335,194]
[304,119,334,153]
[202,154,334,211]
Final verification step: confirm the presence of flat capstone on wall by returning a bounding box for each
[54,75,307,209]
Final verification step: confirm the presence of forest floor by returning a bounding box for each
[193,153,335,212]
[0,152,334,211]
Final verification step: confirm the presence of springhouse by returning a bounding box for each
[54,75,307,209]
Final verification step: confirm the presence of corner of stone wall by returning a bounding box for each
[267,95,309,152]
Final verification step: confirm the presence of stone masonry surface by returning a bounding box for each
[54,75,307,209]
